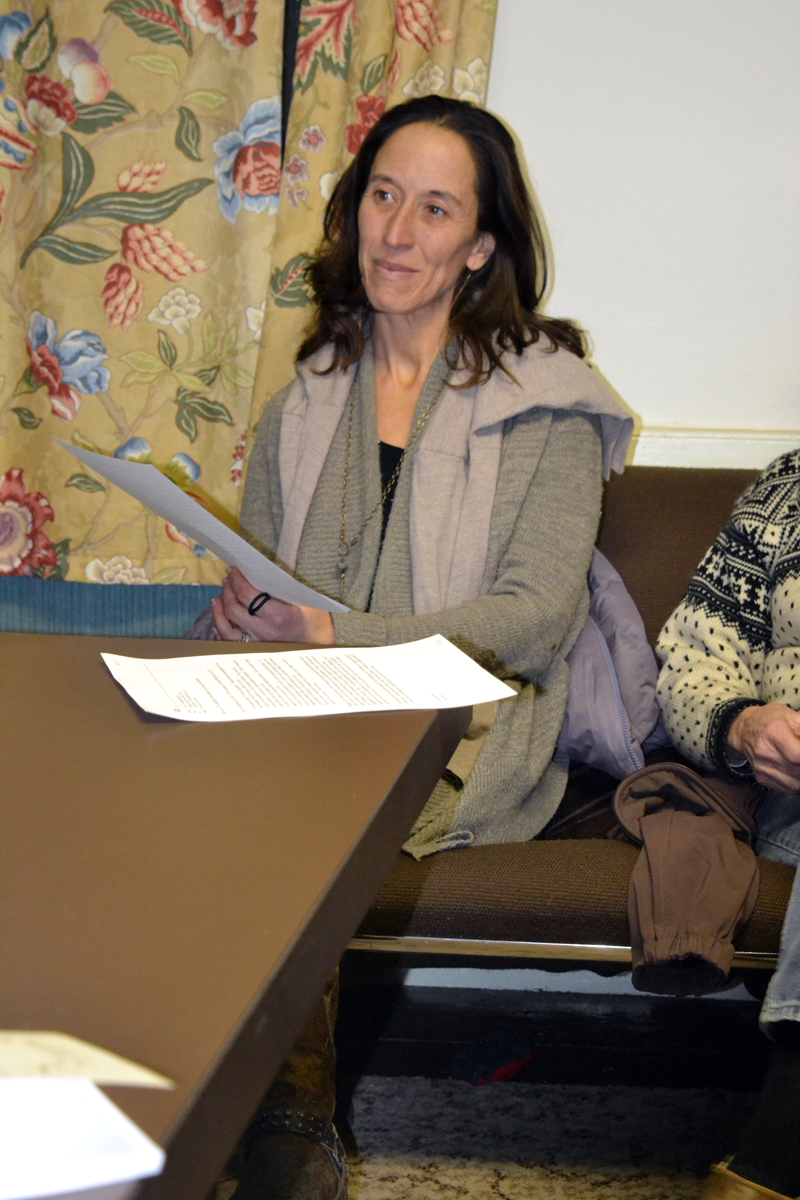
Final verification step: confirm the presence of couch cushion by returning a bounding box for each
[598,466,759,647]
[357,840,794,955]
[0,576,218,637]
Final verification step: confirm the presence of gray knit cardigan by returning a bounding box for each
[241,343,624,855]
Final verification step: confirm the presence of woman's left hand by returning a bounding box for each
[212,567,335,645]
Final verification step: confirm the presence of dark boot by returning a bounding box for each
[233,972,348,1200]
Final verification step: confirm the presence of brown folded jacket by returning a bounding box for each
[613,763,763,996]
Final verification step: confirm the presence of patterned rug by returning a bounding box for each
[346,1076,755,1199]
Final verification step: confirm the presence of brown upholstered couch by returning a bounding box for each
[350,466,796,975]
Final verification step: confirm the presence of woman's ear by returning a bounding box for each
[467,231,496,271]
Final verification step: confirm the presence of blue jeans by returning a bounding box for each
[754,790,800,1030]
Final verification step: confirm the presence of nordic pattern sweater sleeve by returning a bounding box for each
[656,451,800,775]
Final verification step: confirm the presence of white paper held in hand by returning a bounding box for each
[56,441,348,614]
[101,635,515,722]
[0,1078,164,1200]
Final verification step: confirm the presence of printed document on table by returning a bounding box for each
[57,441,348,614]
[102,635,515,722]
[0,1032,173,1088]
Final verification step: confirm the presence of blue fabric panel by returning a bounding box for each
[0,577,219,638]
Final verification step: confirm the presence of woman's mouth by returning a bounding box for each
[373,259,416,276]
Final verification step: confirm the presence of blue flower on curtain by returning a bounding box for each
[212,95,281,224]
[0,11,31,59]
[26,312,111,421]
[114,439,201,486]
[114,438,153,462]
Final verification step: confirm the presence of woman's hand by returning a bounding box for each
[212,567,335,646]
[728,702,800,792]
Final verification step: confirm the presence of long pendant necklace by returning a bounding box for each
[337,388,440,600]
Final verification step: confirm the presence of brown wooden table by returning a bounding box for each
[0,633,470,1199]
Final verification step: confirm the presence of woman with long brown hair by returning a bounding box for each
[208,96,631,1198]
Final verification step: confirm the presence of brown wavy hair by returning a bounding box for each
[297,96,586,385]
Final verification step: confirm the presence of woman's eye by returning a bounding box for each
[427,204,447,218]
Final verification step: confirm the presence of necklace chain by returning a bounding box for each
[338,388,439,600]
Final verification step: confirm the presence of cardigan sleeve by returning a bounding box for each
[656,477,772,775]
[332,409,603,682]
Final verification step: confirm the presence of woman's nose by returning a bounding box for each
[384,205,413,247]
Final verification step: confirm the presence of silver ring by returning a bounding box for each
[240,631,252,643]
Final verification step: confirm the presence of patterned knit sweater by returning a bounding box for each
[656,451,800,776]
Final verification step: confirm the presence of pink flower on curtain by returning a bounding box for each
[0,468,58,576]
[395,0,453,52]
[176,0,257,49]
[345,95,385,155]
[25,75,77,137]
[286,186,308,210]
[234,141,280,198]
[166,523,192,548]
[230,431,247,486]
[299,125,326,153]
[283,154,308,184]
[117,159,167,193]
[388,47,402,90]
[102,264,144,331]
[121,224,208,281]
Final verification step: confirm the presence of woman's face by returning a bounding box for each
[357,123,495,324]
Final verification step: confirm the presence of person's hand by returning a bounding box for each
[728,702,800,792]
[212,567,335,646]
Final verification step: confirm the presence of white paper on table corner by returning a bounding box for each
[0,1078,165,1200]
[0,1032,173,1088]
[101,633,516,723]
[56,441,348,614]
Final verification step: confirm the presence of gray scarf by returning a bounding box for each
[277,341,633,613]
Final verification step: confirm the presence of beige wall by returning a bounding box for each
[487,0,800,466]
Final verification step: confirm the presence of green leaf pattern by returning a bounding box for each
[11,407,43,429]
[70,92,138,135]
[15,9,57,72]
[158,330,178,368]
[175,106,202,161]
[269,254,312,308]
[361,55,387,94]
[105,0,193,54]
[34,234,116,265]
[69,178,214,225]
[66,472,106,492]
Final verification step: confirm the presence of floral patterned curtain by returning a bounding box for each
[0,0,496,587]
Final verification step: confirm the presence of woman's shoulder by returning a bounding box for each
[509,336,598,385]
[476,340,632,477]
[251,378,296,452]
[745,448,800,496]
[477,338,627,426]
[728,448,800,530]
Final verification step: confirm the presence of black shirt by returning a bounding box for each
[379,440,404,538]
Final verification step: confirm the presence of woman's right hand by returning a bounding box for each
[212,567,335,646]
[728,702,800,792]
